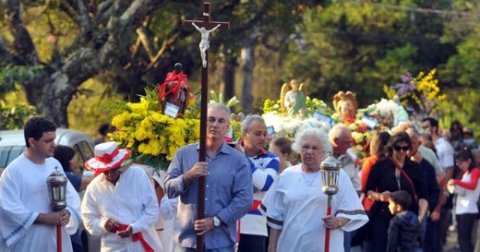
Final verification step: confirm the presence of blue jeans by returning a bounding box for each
[176,245,233,252]
[424,218,441,252]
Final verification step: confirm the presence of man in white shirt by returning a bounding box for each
[81,142,162,251]
[0,117,81,251]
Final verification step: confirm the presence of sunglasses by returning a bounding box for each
[394,145,409,152]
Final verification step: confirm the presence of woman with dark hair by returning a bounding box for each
[54,145,92,192]
[448,147,480,252]
[365,132,428,252]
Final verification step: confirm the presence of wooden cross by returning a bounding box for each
[184,3,229,252]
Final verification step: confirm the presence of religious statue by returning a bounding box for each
[333,91,358,124]
[192,22,221,68]
[280,79,308,117]
[157,63,191,118]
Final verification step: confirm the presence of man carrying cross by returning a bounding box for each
[165,103,253,252]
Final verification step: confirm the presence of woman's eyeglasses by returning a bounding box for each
[393,145,410,152]
[301,145,323,152]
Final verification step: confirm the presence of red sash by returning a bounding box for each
[116,224,154,252]
[251,200,261,210]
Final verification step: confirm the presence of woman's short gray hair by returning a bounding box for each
[292,128,332,154]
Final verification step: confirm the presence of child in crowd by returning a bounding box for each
[386,190,422,252]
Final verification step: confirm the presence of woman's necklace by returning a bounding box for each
[302,170,320,186]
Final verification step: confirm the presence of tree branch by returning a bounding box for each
[77,0,94,40]
[0,42,21,66]
[5,0,39,65]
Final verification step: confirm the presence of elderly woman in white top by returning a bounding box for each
[261,128,368,252]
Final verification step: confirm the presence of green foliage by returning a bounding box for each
[437,88,480,135]
[0,102,38,130]
[68,79,123,136]
[0,65,43,98]
[442,27,480,87]
[283,1,457,107]
[2,1,480,134]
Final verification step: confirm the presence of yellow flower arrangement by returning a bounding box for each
[109,87,201,169]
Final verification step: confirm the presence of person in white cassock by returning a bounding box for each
[152,170,178,252]
[81,141,162,252]
[261,128,368,252]
[0,117,81,252]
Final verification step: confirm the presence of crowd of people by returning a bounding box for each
[0,107,479,252]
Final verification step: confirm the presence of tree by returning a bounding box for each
[1,0,313,127]
[1,0,173,126]
[282,1,459,106]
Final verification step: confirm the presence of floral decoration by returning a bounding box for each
[109,87,200,170]
[384,69,447,118]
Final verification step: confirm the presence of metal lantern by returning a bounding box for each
[47,167,68,211]
[320,155,340,196]
[320,154,340,252]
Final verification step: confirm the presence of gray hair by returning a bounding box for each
[208,102,231,122]
[328,123,351,143]
[292,128,332,154]
[241,114,265,134]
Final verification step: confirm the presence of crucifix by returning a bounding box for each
[184,2,229,252]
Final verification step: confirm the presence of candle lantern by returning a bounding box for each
[320,155,340,196]
[319,155,340,252]
[47,166,68,252]
[47,166,68,211]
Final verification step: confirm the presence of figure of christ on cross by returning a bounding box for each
[192,22,221,67]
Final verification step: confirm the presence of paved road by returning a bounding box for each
[444,228,460,252]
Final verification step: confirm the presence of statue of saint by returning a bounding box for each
[157,63,191,117]
[280,79,307,117]
[333,91,358,124]
[192,22,221,67]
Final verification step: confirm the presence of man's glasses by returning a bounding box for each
[394,145,410,152]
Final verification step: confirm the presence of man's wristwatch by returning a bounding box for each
[213,216,221,227]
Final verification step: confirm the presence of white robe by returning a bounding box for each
[156,196,178,252]
[0,154,81,251]
[262,164,368,252]
[81,165,162,252]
